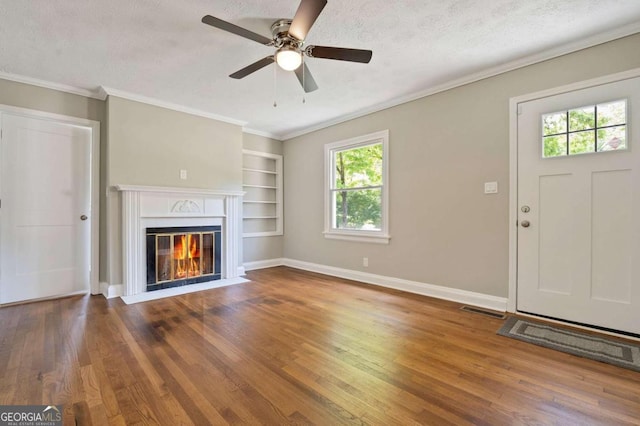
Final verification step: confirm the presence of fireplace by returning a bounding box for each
[113,185,244,299]
[146,226,221,291]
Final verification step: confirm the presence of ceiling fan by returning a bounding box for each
[201,0,372,93]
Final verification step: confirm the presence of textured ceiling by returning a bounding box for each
[1,0,639,139]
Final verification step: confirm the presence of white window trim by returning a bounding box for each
[323,130,390,244]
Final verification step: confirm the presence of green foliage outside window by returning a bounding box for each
[333,143,383,230]
[542,100,626,157]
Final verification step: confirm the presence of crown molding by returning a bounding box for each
[242,127,282,140]
[280,24,640,140]
[100,86,247,126]
[96,86,109,100]
[2,23,638,140]
[0,71,103,100]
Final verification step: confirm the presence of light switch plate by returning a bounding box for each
[484,181,498,194]
[180,169,187,180]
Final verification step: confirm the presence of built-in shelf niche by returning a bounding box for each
[242,150,283,237]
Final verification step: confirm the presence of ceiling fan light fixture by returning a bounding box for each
[202,0,372,93]
[276,46,302,71]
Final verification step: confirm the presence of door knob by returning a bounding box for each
[80,215,88,221]
[521,220,530,228]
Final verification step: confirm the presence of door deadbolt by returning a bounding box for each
[521,220,530,228]
[521,205,530,213]
[80,215,88,221]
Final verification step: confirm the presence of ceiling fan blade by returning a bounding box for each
[202,15,272,45]
[288,0,327,41]
[306,46,372,63]
[294,64,319,93]
[229,56,275,79]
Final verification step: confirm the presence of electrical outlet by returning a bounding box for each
[180,169,187,180]
[363,257,369,267]
[484,181,498,194]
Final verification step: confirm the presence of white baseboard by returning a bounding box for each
[244,258,285,271]
[237,266,247,276]
[281,258,508,312]
[100,282,123,299]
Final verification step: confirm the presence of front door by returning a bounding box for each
[0,113,92,304]
[517,76,640,335]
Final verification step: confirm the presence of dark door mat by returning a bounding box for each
[497,316,640,373]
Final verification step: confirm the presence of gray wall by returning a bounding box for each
[242,133,285,263]
[0,79,109,283]
[0,80,103,120]
[3,32,639,296]
[107,96,242,189]
[283,33,640,298]
[105,96,243,285]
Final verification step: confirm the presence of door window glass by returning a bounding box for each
[542,100,627,157]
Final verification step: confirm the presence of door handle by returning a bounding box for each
[521,220,530,228]
[80,215,88,221]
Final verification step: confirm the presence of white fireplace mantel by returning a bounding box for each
[114,184,245,197]
[114,185,245,298]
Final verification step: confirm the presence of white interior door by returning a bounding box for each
[0,113,92,304]
[517,76,640,335]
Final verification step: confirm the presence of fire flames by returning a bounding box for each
[173,234,201,279]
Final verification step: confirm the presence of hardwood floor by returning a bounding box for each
[1,266,639,425]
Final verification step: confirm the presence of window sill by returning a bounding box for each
[323,231,390,244]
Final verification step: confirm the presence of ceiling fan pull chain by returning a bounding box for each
[302,57,306,104]
[273,60,278,108]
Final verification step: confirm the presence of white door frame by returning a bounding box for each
[0,104,100,296]
[508,67,640,313]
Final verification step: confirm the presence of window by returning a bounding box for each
[542,99,627,158]
[324,130,389,244]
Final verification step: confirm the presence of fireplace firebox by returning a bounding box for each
[146,226,221,291]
